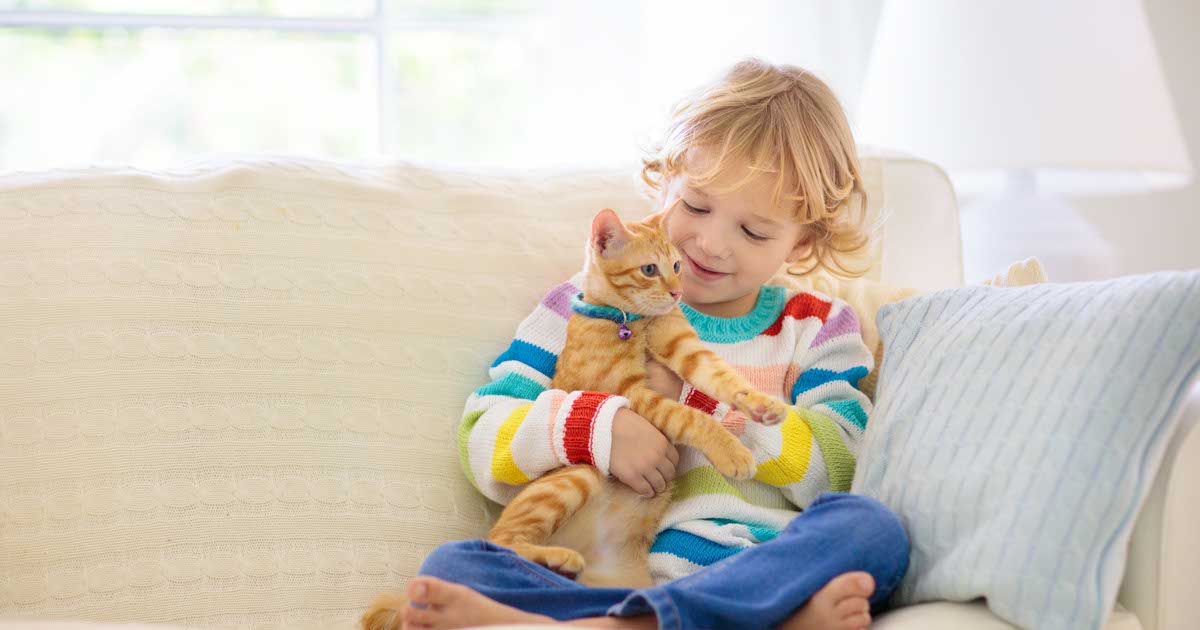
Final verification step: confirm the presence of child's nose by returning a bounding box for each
[696,227,728,258]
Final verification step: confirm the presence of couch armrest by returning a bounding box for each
[1118,381,1200,630]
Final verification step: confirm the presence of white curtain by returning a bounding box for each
[489,0,883,168]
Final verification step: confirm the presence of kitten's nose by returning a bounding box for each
[669,291,681,300]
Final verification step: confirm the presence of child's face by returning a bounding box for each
[661,146,811,317]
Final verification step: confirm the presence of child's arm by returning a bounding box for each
[767,296,874,509]
[458,277,631,506]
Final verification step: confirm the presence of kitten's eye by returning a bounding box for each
[641,264,658,277]
[673,260,681,274]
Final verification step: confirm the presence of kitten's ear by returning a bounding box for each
[642,211,667,229]
[591,208,632,258]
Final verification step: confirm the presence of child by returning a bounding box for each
[397,59,908,630]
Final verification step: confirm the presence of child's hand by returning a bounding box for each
[610,407,679,498]
[645,358,684,401]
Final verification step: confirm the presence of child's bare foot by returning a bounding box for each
[778,571,875,630]
[400,576,555,629]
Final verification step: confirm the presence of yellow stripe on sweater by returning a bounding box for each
[753,409,813,486]
[491,403,534,485]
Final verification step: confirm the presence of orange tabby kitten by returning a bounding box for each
[362,209,787,628]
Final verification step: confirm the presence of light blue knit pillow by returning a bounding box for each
[852,271,1200,630]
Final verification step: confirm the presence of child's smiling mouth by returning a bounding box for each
[686,253,730,281]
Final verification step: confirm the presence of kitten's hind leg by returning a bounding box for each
[504,543,586,580]
[486,464,603,578]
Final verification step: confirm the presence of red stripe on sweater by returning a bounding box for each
[563,391,609,465]
[683,387,720,415]
[762,293,832,336]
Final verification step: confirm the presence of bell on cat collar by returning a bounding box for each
[618,311,632,340]
[568,292,643,340]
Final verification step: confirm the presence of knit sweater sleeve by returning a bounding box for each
[457,275,630,506]
[776,295,874,509]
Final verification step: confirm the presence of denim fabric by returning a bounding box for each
[418,492,910,630]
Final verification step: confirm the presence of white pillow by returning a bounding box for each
[852,271,1200,630]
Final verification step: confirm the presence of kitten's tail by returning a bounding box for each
[361,591,408,630]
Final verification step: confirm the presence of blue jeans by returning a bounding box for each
[418,492,909,630]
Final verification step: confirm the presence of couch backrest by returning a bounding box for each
[861,148,963,290]
[0,152,960,629]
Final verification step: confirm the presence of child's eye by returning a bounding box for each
[743,227,769,241]
[672,260,681,274]
[682,201,708,214]
[641,264,658,276]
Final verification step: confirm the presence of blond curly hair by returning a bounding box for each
[641,58,871,277]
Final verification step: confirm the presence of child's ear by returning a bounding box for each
[591,208,632,258]
[784,235,814,264]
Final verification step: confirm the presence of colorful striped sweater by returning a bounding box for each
[458,271,874,583]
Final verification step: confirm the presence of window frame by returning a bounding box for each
[0,2,532,156]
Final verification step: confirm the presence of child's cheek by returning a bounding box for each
[661,207,684,247]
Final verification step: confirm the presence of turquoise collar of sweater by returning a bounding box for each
[570,292,645,325]
[680,285,787,343]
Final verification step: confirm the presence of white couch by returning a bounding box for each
[0,152,1195,630]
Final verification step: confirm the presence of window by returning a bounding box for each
[1,1,880,171]
[1,0,549,171]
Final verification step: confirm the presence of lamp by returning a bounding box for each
[856,0,1192,282]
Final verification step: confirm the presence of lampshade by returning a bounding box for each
[856,0,1193,196]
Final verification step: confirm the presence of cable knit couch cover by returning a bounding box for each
[0,153,1195,630]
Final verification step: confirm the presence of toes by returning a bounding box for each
[834,596,869,618]
[851,572,875,598]
[407,576,458,607]
[406,577,433,605]
[829,571,874,600]
[403,603,437,629]
[843,611,871,629]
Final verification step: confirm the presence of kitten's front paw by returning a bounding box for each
[734,391,789,426]
[707,442,757,480]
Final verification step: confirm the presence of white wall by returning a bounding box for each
[1072,0,1200,275]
